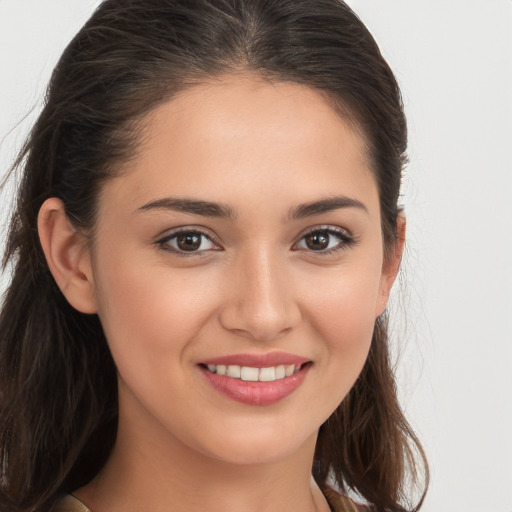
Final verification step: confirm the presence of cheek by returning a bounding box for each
[303,256,382,343]
[299,258,382,405]
[313,283,376,370]
[91,252,221,381]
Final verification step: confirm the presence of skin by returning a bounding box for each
[38,76,404,512]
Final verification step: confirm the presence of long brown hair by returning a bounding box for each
[0,1,428,511]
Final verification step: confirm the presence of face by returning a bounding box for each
[88,76,395,466]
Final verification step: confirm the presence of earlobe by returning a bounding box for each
[375,214,406,317]
[37,198,97,314]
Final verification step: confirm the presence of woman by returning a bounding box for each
[0,1,428,511]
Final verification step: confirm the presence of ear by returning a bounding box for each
[375,214,406,317]
[37,198,97,314]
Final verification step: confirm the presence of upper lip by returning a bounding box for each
[200,352,310,367]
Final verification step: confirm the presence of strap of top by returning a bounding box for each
[50,494,91,512]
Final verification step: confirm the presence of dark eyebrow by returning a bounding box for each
[136,195,366,221]
[289,196,368,219]
[136,197,235,219]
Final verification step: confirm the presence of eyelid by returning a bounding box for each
[292,225,357,254]
[154,224,356,257]
[155,226,223,255]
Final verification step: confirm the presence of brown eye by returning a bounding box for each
[176,233,202,251]
[295,227,355,253]
[160,230,217,253]
[304,231,330,250]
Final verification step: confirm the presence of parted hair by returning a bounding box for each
[0,1,428,511]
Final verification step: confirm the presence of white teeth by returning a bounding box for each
[259,367,276,382]
[275,365,286,379]
[205,363,304,382]
[226,365,241,378]
[240,366,259,381]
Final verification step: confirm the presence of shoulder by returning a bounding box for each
[322,486,372,512]
[50,495,91,512]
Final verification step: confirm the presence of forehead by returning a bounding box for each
[100,76,379,219]
[144,76,368,164]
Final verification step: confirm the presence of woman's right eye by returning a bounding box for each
[157,230,219,254]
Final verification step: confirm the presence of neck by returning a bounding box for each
[75,390,330,512]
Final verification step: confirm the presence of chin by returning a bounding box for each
[192,419,317,466]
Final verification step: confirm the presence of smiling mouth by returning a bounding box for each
[198,359,312,405]
[199,362,310,382]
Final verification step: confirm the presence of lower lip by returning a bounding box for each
[199,364,311,406]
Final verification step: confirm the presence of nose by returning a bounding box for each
[218,248,302,342]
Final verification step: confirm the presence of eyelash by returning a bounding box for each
[155,226,356,256]
[293,226,356,255]
[156,227,220,257]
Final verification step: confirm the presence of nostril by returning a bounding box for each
[218,299,302,342]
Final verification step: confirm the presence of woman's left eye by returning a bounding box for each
[158,230,217,254]
[294,228,355,253]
